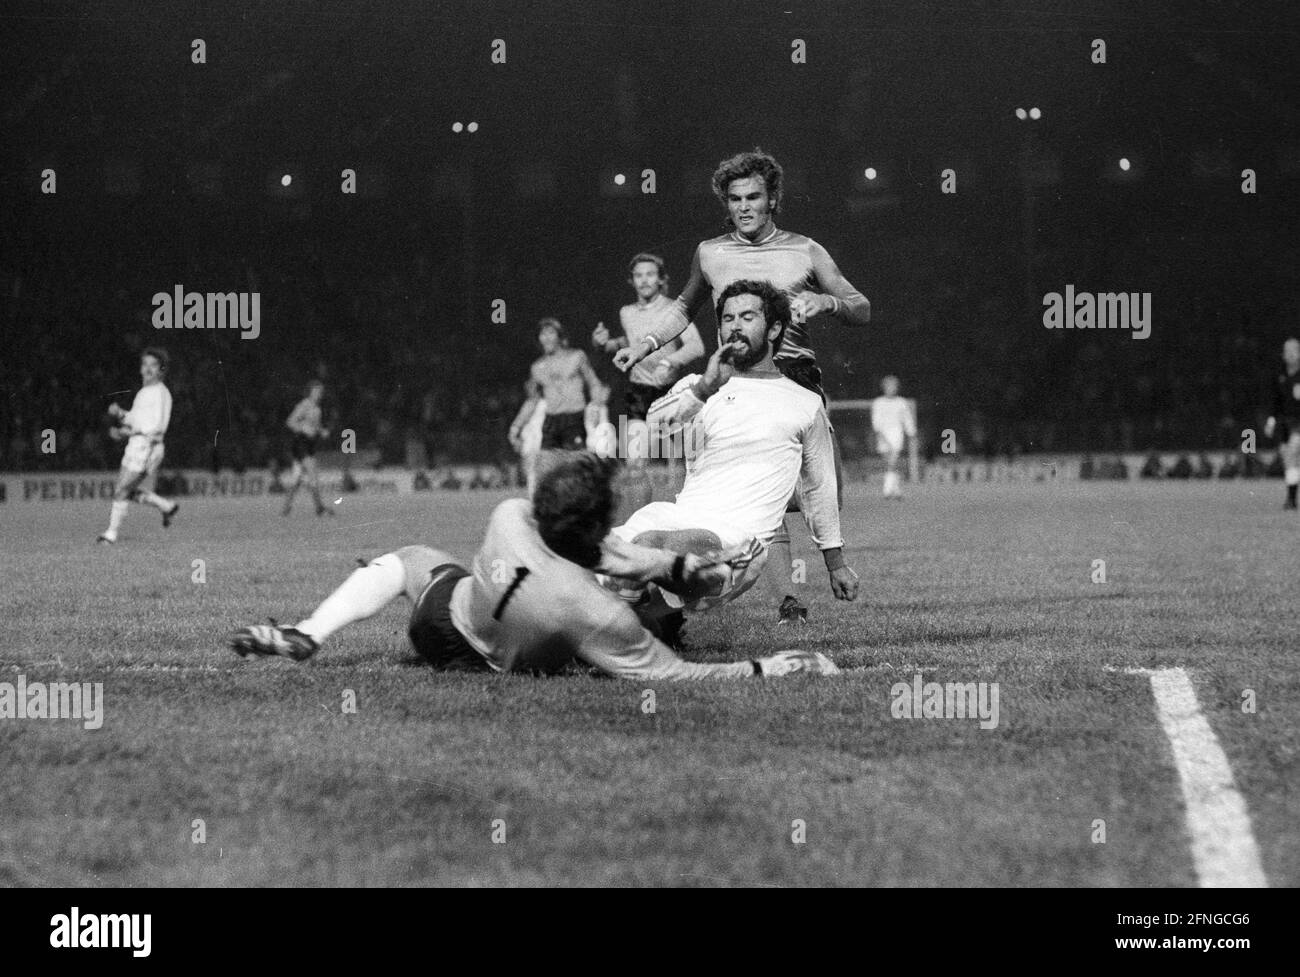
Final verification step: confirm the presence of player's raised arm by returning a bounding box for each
[800,404,858,601]
[799,240,871,327]
[614,245,709,372]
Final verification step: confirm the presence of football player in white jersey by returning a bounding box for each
[230,452,837,680]
[870,375,915,499]
[604,279,859,635]
[97,347,179,544]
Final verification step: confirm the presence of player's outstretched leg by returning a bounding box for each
[231,546,456,661]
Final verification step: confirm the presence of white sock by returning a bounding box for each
[104,500,128,538]
[294,553,405,644]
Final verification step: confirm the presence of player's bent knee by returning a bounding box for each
[390,545,458,602]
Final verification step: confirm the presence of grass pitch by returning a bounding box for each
[1,478,1296,887]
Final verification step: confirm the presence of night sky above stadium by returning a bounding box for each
[3,0,1299,453]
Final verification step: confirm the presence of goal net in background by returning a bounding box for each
[828,399,920,485]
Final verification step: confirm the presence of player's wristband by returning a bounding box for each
[828,295,842,316]
[641,335,660,352]
[823,547,847,572]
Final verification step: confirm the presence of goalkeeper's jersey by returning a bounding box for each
[448,498,752,680]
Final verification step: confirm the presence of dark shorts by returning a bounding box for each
[541,411,587,451]
[776,357,827,405]
[407,564,491,671]
[624,382,668,422]
[290,433,317,461]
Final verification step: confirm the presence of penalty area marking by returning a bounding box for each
[1110,665,1267,888]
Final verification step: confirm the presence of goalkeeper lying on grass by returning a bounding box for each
[232,451,838,680]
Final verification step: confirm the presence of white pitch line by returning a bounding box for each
[1119,666,1267,888]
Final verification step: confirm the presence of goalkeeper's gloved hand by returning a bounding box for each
[754,649,841,677]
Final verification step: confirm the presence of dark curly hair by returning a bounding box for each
[714,279,791,357]
[532,451,620,568]
[711,149,784,216]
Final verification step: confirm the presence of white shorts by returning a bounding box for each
[609,502,770,613]
[612,500,753,551]
[122,440,164,475]
[875,431,904,456]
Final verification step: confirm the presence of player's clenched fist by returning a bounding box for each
[613,344,642,372]
[829,565,859,601]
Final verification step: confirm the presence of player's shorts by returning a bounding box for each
[624,382,668,422]
[406,561,491,671]
[290,433,317,461]
[120,440,164,493]
[876,431,905,456]
[775,357,827,405]
[541,411,587,451]
[612,501,756,552]
[607,504,770,613]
